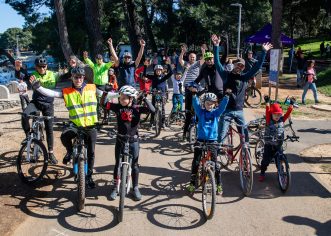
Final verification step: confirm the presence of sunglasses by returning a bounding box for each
[73,75,84,80]
[37,65,47,68]
[205,58,213,61]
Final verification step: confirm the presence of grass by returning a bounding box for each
[283,38,331,59]
[316,67,331,96]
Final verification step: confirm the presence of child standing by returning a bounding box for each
[259,96,295,182]
[187,89,230,195]
[17,77,29,110]
[171,70,186,112]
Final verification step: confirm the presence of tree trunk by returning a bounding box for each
[54,0,74,63]
[141,0,157,52]
[122,0,142,58]
[271,0,283,49]
[83,0,104,58]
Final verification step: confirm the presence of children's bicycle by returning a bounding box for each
[191,141,220,220]
[152,89,164,137]
[166,96,185,132]
[17,112,51,184]
[219,120,253,196]
[188,111,198,152]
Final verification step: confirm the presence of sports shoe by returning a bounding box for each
[48,153,58,165]
[258,174,265,182]
[133,186,142,201]
[110,187,118,200]
[86,176,96,189]
[62,152,72,165]
[186,183,195,193]
[216,185,223,196]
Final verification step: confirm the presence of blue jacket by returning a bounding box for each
[193,95,229,141]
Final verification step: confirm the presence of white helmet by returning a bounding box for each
[154,65,163,71]
[119,85,139,98]
[202,92,218,102]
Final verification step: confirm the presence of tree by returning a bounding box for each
[271,0,283,48]
[0,28,32,50]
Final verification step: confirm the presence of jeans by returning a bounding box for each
[302,82,319,103]
[172,94,183,112]
[296,69,304,86]
[218,109,249,143]
[114,139,140,187]
[21,100,54,151]
[61,125,97,177]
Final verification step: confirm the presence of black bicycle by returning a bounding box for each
[17,112,51,184]
[244,78,262,108]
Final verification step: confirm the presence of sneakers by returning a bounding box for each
[133,186,142,201]
[216,185,223,196]
[110,187,118,200]
[186,183,195,193]
[62,152,72,165]
[86,176,96,189]
[258,174,265,182]
[48,153,58,165]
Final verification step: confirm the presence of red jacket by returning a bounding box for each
[135,66,151,92]
[265,103,293,126]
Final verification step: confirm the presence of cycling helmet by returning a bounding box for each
[35,56,47,66]
[71,67,85,76]
[123,52,132,58]
[119,85,139,98]
[203,92,218,102]
[109,68,114,72]
[203,52,214,60]
[270,103,283,114]
[154,65,163,71]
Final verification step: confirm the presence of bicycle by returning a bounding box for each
[187,111,198,152]
[263,133,299,192]
[151,89,164,137]
[190,141,220,220]
[219,120,253,196]
[166,95,185,132]
[247,117,266,167]
[17,112,51,184]
[244,78,262,108]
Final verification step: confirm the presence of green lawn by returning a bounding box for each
[284,38,331,59]
[317,67,331,96]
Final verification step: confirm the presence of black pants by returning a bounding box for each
[21,100,54,151]
[191,141,221,185]
[183,88,193,133]
[114,139,140,187]
[150,95,166,125]
[60,126,97,177]
[260,143,282,174]
[19,94,29,111]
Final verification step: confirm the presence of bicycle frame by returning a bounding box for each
[116,141,133,195]
[224,125,247,164]
[25,115,46,162]
[72,130,88,176]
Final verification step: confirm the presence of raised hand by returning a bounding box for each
[139,39,146,47]
[225,88,232,96]
[264,95,270,103]
[83,51,88,59]
[107,38,113,45]
[15,60,22,70]
[211,34,221,46]
[180,43,187,53]
[262,42,273,52]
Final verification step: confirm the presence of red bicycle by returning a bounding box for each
[219,121,253,196]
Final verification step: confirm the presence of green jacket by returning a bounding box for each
[84,58,114,85]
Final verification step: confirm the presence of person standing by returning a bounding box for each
[302,60,319,105]
[17,77,29,110]
[320,41,325,57]
[295,52,306,88]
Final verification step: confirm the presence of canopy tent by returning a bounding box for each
[245,24,295,45]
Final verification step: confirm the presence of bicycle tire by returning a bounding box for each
[254,139,264,168]
[118,163,128,222]
[167,111,185,132]
[77,154,85,211]
[202,167,216,220]
[277,154,291,193]
[239,147,253,196]
[219,135,231,167]
[154,109,162,137]
[245,87,262,108]
[17,139,48,184]
[189,125,197,152]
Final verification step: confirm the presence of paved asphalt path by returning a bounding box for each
[12,104,331,236]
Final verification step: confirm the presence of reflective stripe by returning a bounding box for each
[69,112,98,120]
[67,102,98,111]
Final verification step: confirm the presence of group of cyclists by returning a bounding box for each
[15,33,297,202]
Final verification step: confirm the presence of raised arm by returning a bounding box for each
[211,34,227,82]
[199,44,207,66]
[135,39,146,68]
[264,96,271,126]
[107,38,119,67]
[179,44,186,67]
[192,93,202,115]
[214,93,230,117]
[83,51,95,69]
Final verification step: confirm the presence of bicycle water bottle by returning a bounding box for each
[84,162,88,175]
[73,147,78,174]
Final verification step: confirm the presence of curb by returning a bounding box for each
[311,104,331,112]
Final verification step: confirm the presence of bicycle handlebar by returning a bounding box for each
[19,112,54,120]
[264,135,300,142]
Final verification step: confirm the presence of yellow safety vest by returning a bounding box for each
[63,84,98,127]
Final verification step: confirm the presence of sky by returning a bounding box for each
[0,3,25,33]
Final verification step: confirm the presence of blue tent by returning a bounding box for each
[245,24,295,45]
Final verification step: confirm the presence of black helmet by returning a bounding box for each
[35,56,47,66]
[71,67,85,76]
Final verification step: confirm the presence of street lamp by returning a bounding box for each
[230,3,242,58]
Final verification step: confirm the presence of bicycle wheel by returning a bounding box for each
[189,125,197,152]
[17,139,48,184]
[118,163,128,222]
[245,87,262,108]
[219,134,231,167]
[277,154,291,193]
[202,168,216,220]
[77,154,85,211]
[154,109,162,137]
[167,112,185,132]
[239,147,253,196]
[254,139,264,167]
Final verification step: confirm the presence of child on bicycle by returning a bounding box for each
[259,96,295,182]
[107,85,155,201]
[171,70,187,112]
[186,88,230,195]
